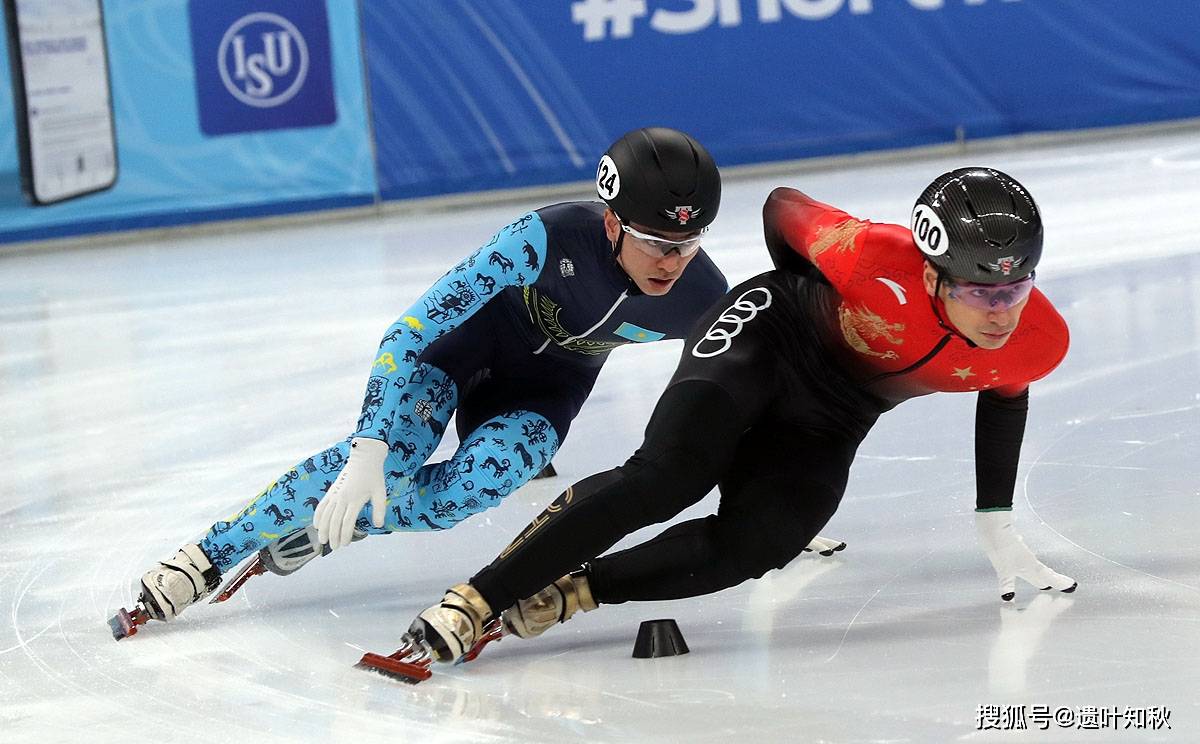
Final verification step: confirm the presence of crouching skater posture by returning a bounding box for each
[392,167,1078,669]
[110,128,731,638]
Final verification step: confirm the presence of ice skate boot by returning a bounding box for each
[356,583,498,683]
[410,583,494,662]
[422,570,597,667]
[501,568,597,639]
[110,544,221,640]
[211,525,366,603]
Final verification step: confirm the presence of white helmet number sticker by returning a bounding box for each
[596,155,620,200]
[911,204,949,257]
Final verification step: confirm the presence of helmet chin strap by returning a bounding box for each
[930,272,977,348]
[611,227,644,295]
[611,229,625,259]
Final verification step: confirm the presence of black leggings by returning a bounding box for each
[590,416,857,603]
[471,380,863,609]
[470,270,876,611]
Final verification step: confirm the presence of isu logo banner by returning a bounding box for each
[189,0,336,136]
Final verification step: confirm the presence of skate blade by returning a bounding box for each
[355,652,432,684]
[109,607,148,641]
[458,619,504,664]
[210,557,266,603]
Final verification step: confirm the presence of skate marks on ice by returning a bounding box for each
[1015,272,1200,597]
[3,126,1200,741]
[1,494,514,742]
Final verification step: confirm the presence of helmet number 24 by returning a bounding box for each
[596,155,620,199]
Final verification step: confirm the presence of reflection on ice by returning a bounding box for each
[988,593,1076,696]
[2,125,1199,742]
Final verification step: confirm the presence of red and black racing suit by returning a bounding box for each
[470,188,1069,608]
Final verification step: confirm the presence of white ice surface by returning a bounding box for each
[2,126,1199,743]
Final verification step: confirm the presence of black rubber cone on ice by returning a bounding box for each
[632,619,689,658]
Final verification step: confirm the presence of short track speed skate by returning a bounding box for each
[356,618,506,684]
[357,583,501,683]
[210,525,361,604]
[209,556,267,604]
[108,605,152,641]
[110,544,220,640]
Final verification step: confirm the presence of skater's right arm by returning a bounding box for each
[762,187,866,285]
[352,213,548,441]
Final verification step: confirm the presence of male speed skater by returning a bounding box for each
[111,128,731,639]
[385,167,1077,673]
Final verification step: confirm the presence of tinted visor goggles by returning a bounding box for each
[946,274,1035,311]
[620,222,706,258]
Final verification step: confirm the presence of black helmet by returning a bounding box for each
[595,127,720,233]
[911,167,1042,284]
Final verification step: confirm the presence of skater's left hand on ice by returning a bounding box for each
[314,437,389,550]
[974,510,1076,602]
[802,534,846,556]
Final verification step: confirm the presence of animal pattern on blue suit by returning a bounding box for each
[201,214,555,569]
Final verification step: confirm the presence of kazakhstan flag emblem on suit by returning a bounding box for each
[614,322,665,342]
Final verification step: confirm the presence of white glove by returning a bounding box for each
[802,534,846,556]
[975,510,1076,601]
[314,437,389,550]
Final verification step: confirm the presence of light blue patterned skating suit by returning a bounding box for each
[200,202,727,571]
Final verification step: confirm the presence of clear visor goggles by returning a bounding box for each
[946,274,1035,311]
[620,222,706,258]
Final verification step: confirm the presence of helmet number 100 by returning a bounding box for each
[911,204,948,257]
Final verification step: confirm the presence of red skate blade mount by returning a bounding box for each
[109,607,149,641]
[356,619,505,684]
[459,619,504,664]
[210,557,266,603]
[355,651,432,684]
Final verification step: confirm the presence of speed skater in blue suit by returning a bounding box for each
[114,128,729,635]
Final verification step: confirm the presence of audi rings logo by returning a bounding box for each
[691,288,772,358]
[218,13,309,108]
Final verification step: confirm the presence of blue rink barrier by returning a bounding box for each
[363,0,1200,199]
[0,1,375,244]
[1,0,1199,244]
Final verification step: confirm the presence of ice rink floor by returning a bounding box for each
[2,125,1198,743]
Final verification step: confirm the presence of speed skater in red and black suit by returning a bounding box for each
[389,167,1078,668]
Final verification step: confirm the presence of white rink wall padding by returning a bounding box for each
[1,126,1198,742]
